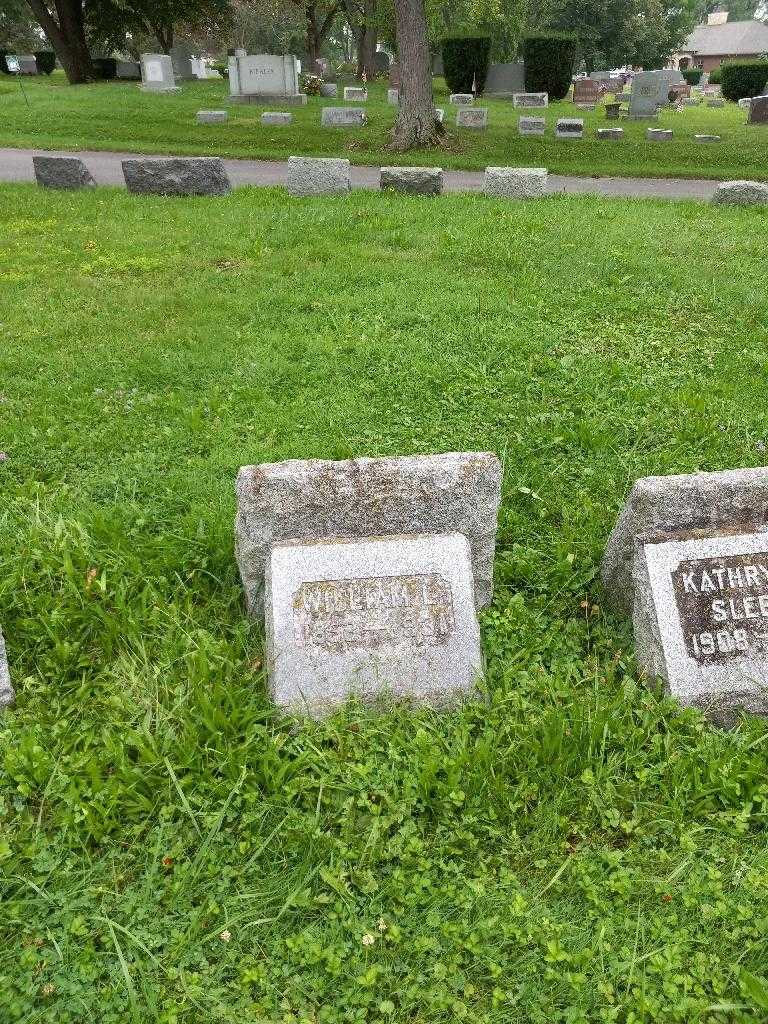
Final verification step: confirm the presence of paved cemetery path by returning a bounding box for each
[0,146,719,201]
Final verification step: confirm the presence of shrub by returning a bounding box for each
[0,51,11,74]
[442,36,491,94]
[34,50,56,75]
[708,66,722,85]
[721,60,768,101]
[523,32,577,100]
[303,73,322,96]
[213,62,228,78]
[681,68,702,85]
[92,57,117,80]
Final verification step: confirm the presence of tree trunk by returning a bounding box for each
[26,0,93,83]
[344,0,377,79]
[305,1,340,74]
[390,0,440,150]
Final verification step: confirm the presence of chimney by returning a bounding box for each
[707,7,729,24]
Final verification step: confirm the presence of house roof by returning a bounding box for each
[681,19,768,56]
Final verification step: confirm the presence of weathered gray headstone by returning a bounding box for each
[484,166,547,199]
[450,93,474,105]
[380,167,443,196]
[140,53,179,93]
[286,156,351,196]
[320,83,338,97]
[116,60,141,80]
[321,107,367,127]
[738,97,752,110]
[456,107,488,129]
[647,128,672,141]
[265,532,483,716]
[170,43,195,80]
[513,92,548,108]
[343,86,367,101]
[387,88,399,105]
[712,180,768,205]
[235,452,502,618]
[597,127,624,140]
[33,155,96,190]
[748,95,768,124]
[634,528,768,725]
[484,61,525,97]
[707,98,725,108]
[601,467,768,615]
[555,117,583,139]
[629,70,666,118]
[228,53,307,105]
[261,111,292,125]
[197,110,228,124]
[573,79,600,105]
[694,134,721,143]
[122,157,232,196]
[518,116,546,135]
[0,626,12,708]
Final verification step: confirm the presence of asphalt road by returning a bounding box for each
[0,146,720,200]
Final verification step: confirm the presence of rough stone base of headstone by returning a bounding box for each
[601,466,768,615]
[122,157,232,196]
[286,156,351,196]
[694,134,720,143]
[647,128,672,141]
[633,529,768,727]
[0,626,12,709]
[380,166,443,196]
[140,85,181,93]
[518,116,545,135]
[265,532,484,717]
[197,110,227,124]
[229,93,307,105]
[555,118,583,139]
[33,155,96,190]
[450,93,474,105]
[235,452,502,618]
[597,127,624,140]
[321,107,367,127]
[484,166,547,199]
[707,99,725,108]
[261,112,293,126]
[575,103,596,111]
[712,180,768,205]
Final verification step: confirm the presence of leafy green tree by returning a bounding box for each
[1,0,42,49]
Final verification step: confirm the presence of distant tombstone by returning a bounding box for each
[265,533,483,716]
[387,88,399,105]
[685,97,701,106]
[261,111,292,125]
[647,128,673,141]
[700,72,710,86]
[450,93,474,105]
[484,166,547,199]
[286,156,351,196]
[321,107,367,127]
[170,43,195,80]
[0,625,13,709]
[555,117,583,139]
[513,92,548,108]
[738,97,752,109]
[343,86,367,101]
[434,107,445,123]
[518,116,546,135]
[116,60,141,80]
[456,107,488,128]
[695,133,721,142]
[197,110,228,124]
[16,54,37,74]
[484,61,525,97]
[597,127,624,140]
[235,453,502,619]
[707,98,725,108]
[748,96,768,123]
[228,53,307,105]
[573,78,600,105]
[633,529,768,725]
[629,70,666,118]
[140,53,179,93]
[374,50,391,73]
[320,83,338,97]
[389,62,401,88]
[33,155,96,190]
[122,157,232,196]
[604,102,621,119]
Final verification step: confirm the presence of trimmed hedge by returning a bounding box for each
[523,32,577,101]
[442,36,491,95]
[708,67,722,85]
[34,50,55,75]
[721,60,768,101]
[0,51,11,74]
[681,68,702,85]
[92,58,117,80]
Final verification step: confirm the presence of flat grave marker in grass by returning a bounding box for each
[0,626,11,708]
[513,92,548,108]
[265,532,483,716]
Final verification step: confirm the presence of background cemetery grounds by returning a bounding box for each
[2,180,768,1020]
[0,73,765,181]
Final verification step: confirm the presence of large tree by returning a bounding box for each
[24,0,93,82]
[342,0,377,77]
[1,0,43,49]
[390,0,439,149]
[89,0,231,54]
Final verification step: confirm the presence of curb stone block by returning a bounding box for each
[122,157,231,196]
[286,156,351,196]
[484,166,547,199]
[33,155,96,190]
[380,166,443,196]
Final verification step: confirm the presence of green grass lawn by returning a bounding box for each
[2,181,768,1023]
[0,72,767,179]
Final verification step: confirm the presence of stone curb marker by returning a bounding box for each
[484,166,547,199]
[321,107,367,127]
[286,156,351,196]
[122,157,232,196]
[712,180,768,205]
[197,110,227,124]
[380,167,443,196]
[235,452,503,619]
[261,112,292,126]
[33,155,96,190]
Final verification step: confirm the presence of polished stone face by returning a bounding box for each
[265,532,483,715]
[633,529,768,725]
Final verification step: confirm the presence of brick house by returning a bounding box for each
[674,7,768,72]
